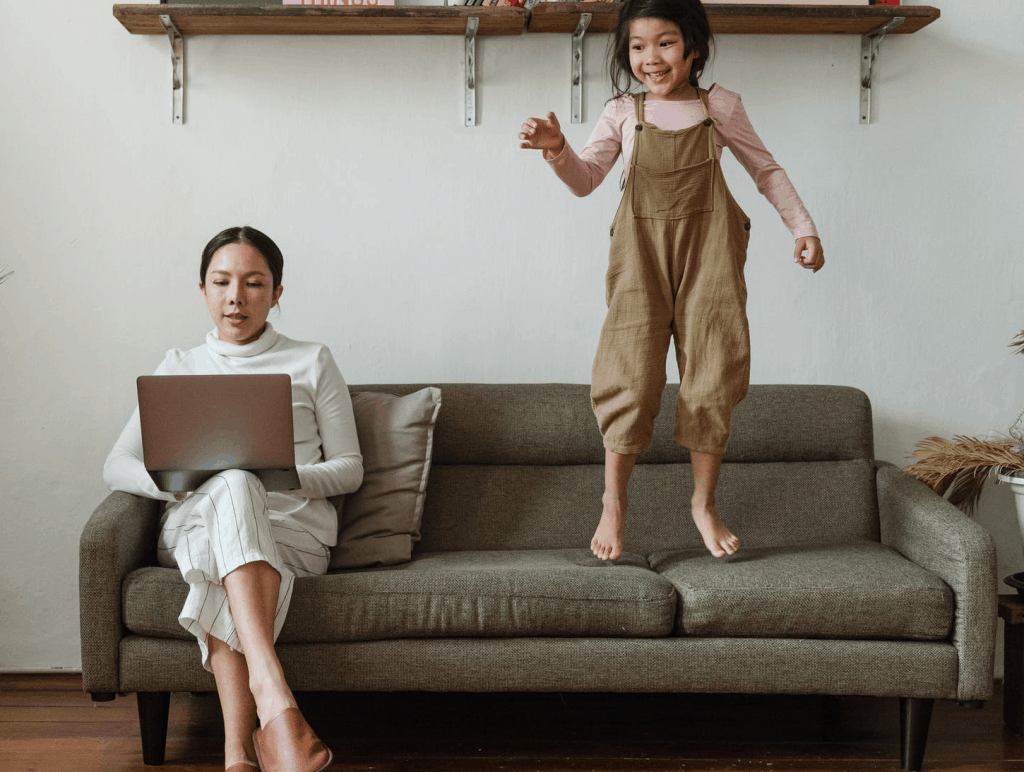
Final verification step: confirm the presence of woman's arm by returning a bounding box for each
[103,400,177,503]
[292,346,363,499]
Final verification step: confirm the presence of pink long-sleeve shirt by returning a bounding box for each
[547,84,818,240]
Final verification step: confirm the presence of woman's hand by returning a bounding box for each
[519,112,565,160]
[794,237,824,273]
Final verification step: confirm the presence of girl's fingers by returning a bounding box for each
[793,238,824,271]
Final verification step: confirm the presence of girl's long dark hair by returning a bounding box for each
[608,0,714,100]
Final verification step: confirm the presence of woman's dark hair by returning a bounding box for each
[608,0,713,100]
[199,226,284,291]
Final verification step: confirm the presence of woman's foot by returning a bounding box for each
[591,490,627,561]
[249,672,298,729]
[692,500,739,558]
[253,706,333,772]
[226,762,259,772]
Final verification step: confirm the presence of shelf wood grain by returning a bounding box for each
[528,3,940,35]
[113,4,527,36]
[113,3,939,38]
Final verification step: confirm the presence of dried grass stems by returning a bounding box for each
[904,330,1024,516]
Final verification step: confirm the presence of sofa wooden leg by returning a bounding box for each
[899,697,934,772]
[137,691,171,766]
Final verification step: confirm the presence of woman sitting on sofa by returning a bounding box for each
[103,225,362,772]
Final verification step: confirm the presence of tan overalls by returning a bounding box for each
[592,90,751,456]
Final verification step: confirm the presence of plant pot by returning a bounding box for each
[997,469,1024,533]
[998,470,1024,596]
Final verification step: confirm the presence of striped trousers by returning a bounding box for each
[157,469,330,670]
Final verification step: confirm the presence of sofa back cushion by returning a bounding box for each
[350,384,877,557]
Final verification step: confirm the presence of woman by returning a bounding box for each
[104,226,362,772]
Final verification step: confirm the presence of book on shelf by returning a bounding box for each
[711,1,875,5]
[282,0,397,5]
[446,0,529,6]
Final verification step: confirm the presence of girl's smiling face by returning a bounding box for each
[200,241,283,345]
[628,17,698,100]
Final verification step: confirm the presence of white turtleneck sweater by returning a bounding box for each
[103,324,363,546]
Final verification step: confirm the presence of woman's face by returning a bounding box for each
[200,241,283,345]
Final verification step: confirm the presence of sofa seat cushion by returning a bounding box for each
[650,543,953,641]
[122,549,677,642]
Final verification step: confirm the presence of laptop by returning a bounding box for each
[137,373,301,493]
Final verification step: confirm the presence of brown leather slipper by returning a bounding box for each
[253,707,332,772]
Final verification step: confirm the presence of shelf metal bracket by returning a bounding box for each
[859,16,904,124]
[465,16,479,127]
[159,14,185,125]
[570,12,592,125]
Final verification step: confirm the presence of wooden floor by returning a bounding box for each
[1,674,1019,771]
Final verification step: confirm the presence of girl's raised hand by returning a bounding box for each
[519,112,565,159]
[794,237,825,273]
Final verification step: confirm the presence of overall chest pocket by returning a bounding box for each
[631,157,715,220]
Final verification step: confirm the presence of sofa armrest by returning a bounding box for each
[876,461,997,702]
[79,491,161,695]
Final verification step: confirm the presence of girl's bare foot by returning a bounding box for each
[691,500,738,558]
[592,490,627,561]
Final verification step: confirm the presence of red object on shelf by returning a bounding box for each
[874,0,901,6]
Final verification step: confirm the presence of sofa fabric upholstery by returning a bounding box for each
[125,549,677,641]
[82,383,997,717]
[117,636,960,699]
[876,462,999,702]
[650,543,953,640]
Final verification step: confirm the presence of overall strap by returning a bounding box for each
[697,87,716,160]
[633,91,645,127]
[697,87,712,120]
[627,92,646,176]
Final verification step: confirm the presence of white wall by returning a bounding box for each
[1,1,1022,675]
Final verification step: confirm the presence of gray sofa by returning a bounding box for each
[80,384,997,771]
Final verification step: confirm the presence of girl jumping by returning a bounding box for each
[518,0,824,561]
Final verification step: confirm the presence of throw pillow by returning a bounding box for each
[329,387,442,570]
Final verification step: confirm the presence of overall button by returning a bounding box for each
[635,124,643,132]
[703,118,713,127]
[744,221,751,231]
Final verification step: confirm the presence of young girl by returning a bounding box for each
[518,0,824,562]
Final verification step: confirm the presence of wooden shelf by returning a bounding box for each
[528,3,940,36]
[114,3,940,38]
[113,4,527,36]
[113,3,941,126]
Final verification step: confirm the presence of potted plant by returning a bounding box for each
[904,330,1024,516]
